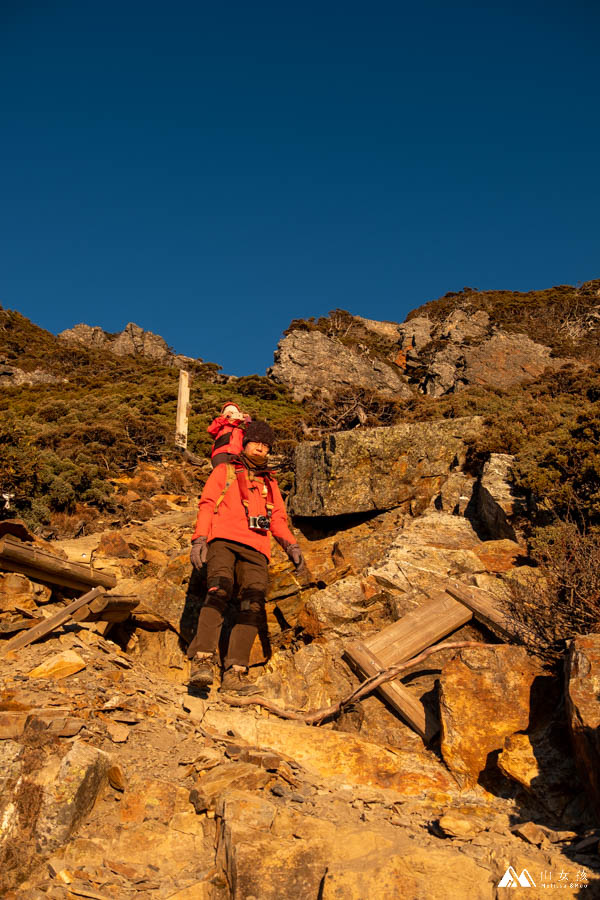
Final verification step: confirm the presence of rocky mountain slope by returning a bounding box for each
[1,279,600,897]
[2,446,599,898]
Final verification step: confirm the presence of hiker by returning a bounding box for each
[207,401,251,468]
[188,420,305,694]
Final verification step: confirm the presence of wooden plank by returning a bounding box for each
[0,535,116,591]
[444,579,537,644]
[0,586,104,656]
[365,592,472,666]
[344,640,438,742]
[175,369,190,450]
[71,594,139,624]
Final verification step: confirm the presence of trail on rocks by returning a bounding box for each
[1,451,599,899]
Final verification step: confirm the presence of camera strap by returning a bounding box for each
[236,467,274,527]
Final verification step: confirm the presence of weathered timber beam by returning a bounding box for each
[444,579,537,644]
[0,535,116,591]
[71,594,139,624]
[344,640,439,742]
[0,586,104,656]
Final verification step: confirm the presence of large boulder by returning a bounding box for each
[34,741,112,853]
[268,329,412,402]
[289,416,483,517]
[565,634,600,816]
[498,727,581,819]
[439,645,543,787]
[0,572,52,613]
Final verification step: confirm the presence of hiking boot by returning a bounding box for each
[189,652,217,688]
[219,666,261,696]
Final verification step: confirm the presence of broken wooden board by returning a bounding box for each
[345,591,473,741]
[444,579,537,644]
[365,590,473,666]
[71,593,139,624]
[0,586,104,656]
[0,534,117,592]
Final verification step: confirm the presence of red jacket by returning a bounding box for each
[191,463,295,559]
[207,416,245,459]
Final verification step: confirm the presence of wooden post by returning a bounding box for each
[0,586,104,656]
[175,369,190,450]
[0,535,117,591]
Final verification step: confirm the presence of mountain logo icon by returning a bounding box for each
[498,866,537,887]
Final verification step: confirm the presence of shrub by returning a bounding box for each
[304,386,402,432]
[504,523,600,666]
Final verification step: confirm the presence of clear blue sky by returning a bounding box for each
[1,1,598,375]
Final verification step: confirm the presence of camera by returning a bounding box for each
[248,515,271,531]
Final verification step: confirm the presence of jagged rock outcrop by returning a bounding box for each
[289,416,483,517]
[475,453,528,540]
[398,311,572,396]
[268,328,412,402]
[351,314,401,341]
[270,304,574,405]
[59,322,196,369]
[366,511,522,601]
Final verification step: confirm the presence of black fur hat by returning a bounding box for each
[243,420,275,448]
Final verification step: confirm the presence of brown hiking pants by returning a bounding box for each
[189,539,268,668]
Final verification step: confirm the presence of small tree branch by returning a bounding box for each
[220,640,491,724]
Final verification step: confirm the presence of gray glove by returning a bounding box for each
[275,536,306,571]
[190,536,208,570]
[286,543,304,570]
